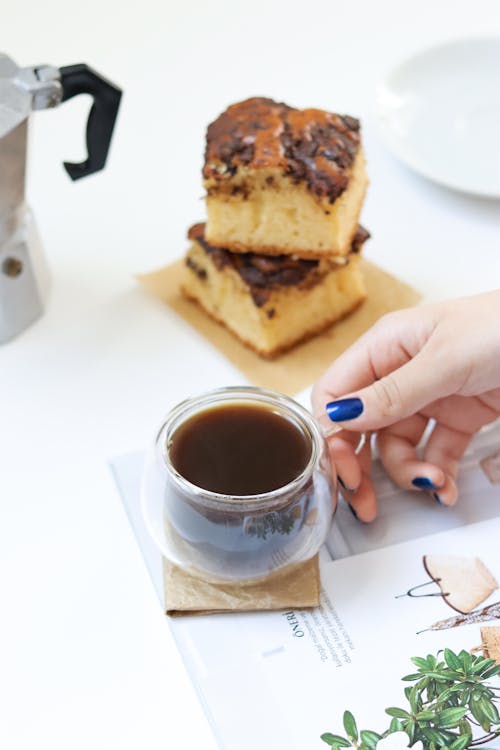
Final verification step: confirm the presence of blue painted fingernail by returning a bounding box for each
[326,397,363,422]
[412,477,438,490]
[348,503,358,520]
[338,476,355,493]
[433,493,444,505]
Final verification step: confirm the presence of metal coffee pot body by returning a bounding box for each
[0,53,121,344]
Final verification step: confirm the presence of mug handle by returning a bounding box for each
[316,411,367,455]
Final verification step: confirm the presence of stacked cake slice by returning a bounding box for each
[182,97,370,358]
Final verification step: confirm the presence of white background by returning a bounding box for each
[1,1,500,748]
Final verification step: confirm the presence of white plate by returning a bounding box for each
[376,37,500,198]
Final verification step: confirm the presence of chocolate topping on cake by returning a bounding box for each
[352,225,370,252]
[187,223,368,307]
[203,97,361,203]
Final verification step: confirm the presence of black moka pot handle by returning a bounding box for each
[59,64,122,180]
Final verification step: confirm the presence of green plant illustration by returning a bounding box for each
[321,649,500,749]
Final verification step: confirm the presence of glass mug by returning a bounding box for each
[141,386,338,582]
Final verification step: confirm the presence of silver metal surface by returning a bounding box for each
[0,121,27,228]
[0,208,50,344]
[0,53,61,343]
[15,64,62,111]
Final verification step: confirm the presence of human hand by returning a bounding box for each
[311,292,500,521]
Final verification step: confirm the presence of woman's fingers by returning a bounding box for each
[431,473,458,507]
[311,307,436,426]
[376,412,475,506]
[343,434,377,523]
[377,414,446,493]
[323,350,460,432]
[330,416,471,516]
[423,422,474,506]
[347,475,377,523]
[377,431,447,491]
[327,435,362,493]
[422,394,499,433]
[419,394,494,506]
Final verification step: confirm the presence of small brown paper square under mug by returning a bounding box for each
[163,555,320,616]
[137,258,421,396]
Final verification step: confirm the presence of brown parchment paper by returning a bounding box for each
[163,555,319,616]
[137,258,421,396]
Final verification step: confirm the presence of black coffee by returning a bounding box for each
[169,402,311,496]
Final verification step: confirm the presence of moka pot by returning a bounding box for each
[0,53,121,343]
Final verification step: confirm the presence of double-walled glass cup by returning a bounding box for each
[141,386,337,582]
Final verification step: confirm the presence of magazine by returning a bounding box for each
[111,419,500,750]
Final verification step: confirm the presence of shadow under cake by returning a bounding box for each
[203,97,368,257]
[181,223,369,359]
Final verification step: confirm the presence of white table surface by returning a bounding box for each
[1,2,500,748]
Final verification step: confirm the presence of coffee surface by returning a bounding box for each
[169,402,311,495]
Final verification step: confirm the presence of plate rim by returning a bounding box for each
[375,35,500,200]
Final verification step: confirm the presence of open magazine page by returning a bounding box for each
[111,421,500,750]
[158,518,500,750]
[166,518,500,750]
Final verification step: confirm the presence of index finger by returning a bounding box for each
[311,308,428,418]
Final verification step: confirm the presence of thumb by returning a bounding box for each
[323,352,452,432]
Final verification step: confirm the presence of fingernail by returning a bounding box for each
[433,493,444,505]
[348,503,358,520]
[338,476,355,493]
[326,397,363,422]
[412,477,438,490]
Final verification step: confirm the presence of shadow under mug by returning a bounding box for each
[141,386,337,582]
